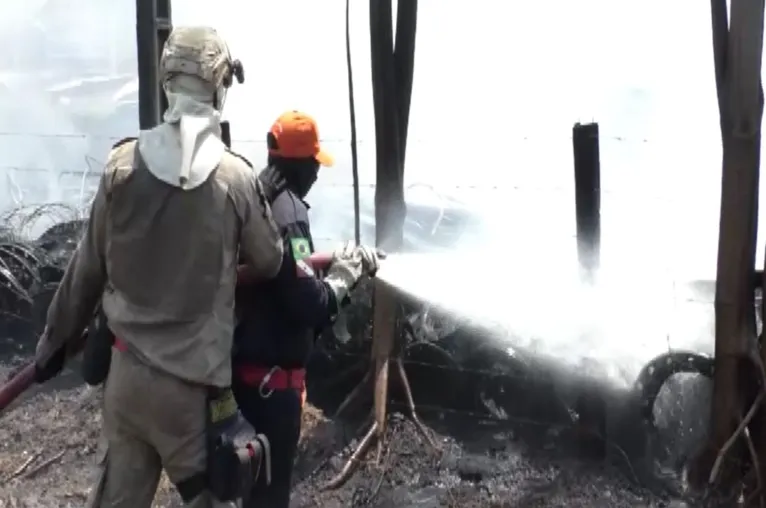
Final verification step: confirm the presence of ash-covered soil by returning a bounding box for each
[0,343,694,508]
[294,409,655,508]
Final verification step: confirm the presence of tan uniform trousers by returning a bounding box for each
[86,349,231,508]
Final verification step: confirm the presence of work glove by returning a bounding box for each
[324,242,363,304]
[324,243,387,305]
[352,244,386,276]
[34,327,66,383]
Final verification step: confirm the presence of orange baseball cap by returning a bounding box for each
[268,110,334,167]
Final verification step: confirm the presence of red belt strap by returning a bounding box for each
[113,337,128,352]
[114,340,305,393]
[236,366,306,391]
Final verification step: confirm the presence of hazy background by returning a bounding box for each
[0,0,758,359]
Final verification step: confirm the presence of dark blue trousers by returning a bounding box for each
[233,383,302,508]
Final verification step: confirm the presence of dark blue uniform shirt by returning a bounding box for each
[233,188,339,368]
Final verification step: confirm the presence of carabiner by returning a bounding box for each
[258,366,281,399]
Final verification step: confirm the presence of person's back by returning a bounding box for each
[234,185,317,368]
[103,139,278,386]
[231,110,384,508]
[33,26,283,508]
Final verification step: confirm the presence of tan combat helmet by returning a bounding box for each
[160,26,244,90]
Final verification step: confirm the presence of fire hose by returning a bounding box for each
[0,251,336,413]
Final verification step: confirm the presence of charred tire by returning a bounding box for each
[633,350,713,429]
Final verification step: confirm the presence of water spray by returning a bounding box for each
[339,244,715,391]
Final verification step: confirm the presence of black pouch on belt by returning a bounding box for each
[206,387,271,502]
[81,306,115,386]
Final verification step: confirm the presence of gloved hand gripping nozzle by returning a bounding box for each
[323,242,386,304]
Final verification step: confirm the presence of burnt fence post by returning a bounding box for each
[571,122,606,459]
[572,122,601,285]
[136,0,172,130]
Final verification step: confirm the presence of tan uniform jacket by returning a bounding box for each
[36,138,283,387]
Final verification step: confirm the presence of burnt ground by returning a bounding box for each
[0,322,699,508]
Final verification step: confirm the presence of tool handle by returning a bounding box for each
[0,363,36,413]
[0,326,91,413]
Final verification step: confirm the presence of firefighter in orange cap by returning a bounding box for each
[233,110,383,507]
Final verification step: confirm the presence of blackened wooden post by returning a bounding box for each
[155,0,172,118]
[136,0,172,129]
[572,122,605,459]
[572,122,601,284]
[136,0,158,129]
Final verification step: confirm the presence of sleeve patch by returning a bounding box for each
[290,237,311,261]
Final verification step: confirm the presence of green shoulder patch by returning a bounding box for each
[290,237,311,261]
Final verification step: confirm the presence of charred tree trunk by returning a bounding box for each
[371,0,411,250]
[323,0,426,491]
[689,0,764,502]
[368,0,418,446]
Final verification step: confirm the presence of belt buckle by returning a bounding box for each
[258,366,281,399]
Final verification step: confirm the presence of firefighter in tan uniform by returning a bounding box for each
[32,27,283,507]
